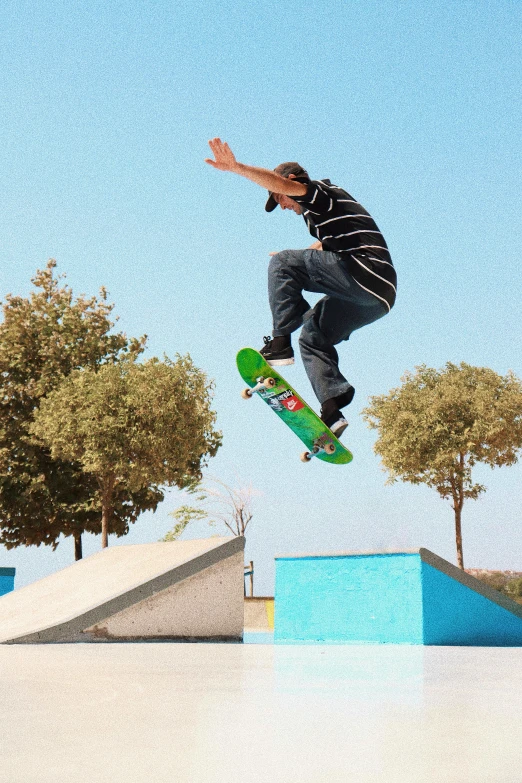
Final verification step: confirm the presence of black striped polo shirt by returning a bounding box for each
[292,178,397,311]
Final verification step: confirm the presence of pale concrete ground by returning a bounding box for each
[1,643,522,783]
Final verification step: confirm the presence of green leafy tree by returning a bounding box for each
[31,357,222,547]
[0,260,147,558]
[162,506,208,542]
[363,362,522,569]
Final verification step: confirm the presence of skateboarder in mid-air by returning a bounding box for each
[205,138,396,439]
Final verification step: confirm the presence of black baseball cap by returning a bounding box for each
[265,162,309,212]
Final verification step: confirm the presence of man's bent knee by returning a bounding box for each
[299,316,328,351]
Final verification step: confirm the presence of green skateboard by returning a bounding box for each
[236,348,353,464]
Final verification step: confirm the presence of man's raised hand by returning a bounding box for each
[205,138,238,172]
[205,140,305,197]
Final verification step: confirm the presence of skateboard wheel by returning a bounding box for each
[241,388,253,399]
[263,377,276,389]
[324,443,336,455]
[300,451,312,462]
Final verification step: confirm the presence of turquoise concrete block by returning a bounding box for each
[275,552,424,644]
[0,568,15,597]
[274,549,522,646]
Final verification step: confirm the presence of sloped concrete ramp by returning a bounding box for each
[275,547,522,645]
[0,536,244,644]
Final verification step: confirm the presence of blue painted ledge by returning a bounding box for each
[0,568,15,597]
[274,549,522,647]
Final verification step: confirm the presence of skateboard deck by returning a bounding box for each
[236,348,353,464]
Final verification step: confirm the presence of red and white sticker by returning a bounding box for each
[277,391,304,412]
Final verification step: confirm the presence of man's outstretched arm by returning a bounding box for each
[205,138,307,197]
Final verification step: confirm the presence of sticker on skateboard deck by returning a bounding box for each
[236,348,353,464]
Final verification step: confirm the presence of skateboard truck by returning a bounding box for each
[300,441,336,462]
[241,376,276,399]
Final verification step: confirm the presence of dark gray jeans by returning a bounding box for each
[268,248,388,405]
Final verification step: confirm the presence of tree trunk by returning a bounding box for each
[451,462,465,570]
[454,504,464,569]
[101,504,109,548]
[100,475,115,549]
[74,532,83,561]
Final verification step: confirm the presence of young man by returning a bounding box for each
[205,138,396,438]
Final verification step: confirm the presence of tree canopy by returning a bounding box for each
[363,362,522,568]
[0,260,146,554]
[31,356,222,547]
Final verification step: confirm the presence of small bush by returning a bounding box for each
[473,572,509,593]
[505,577,522,598]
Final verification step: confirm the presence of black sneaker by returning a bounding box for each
[320,398,348,438]
[259,335,294,366]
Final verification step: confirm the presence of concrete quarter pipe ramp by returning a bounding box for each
[0,536,244,644]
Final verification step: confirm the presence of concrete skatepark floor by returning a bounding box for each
[1,641,521,782]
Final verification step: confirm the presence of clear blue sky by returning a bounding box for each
[1,0,521,592]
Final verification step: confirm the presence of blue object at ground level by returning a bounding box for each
[0,568,15,597]
[274,549,522,646]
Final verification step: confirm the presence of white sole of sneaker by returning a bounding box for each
[266,357,295,366]
[330,418,348,438]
